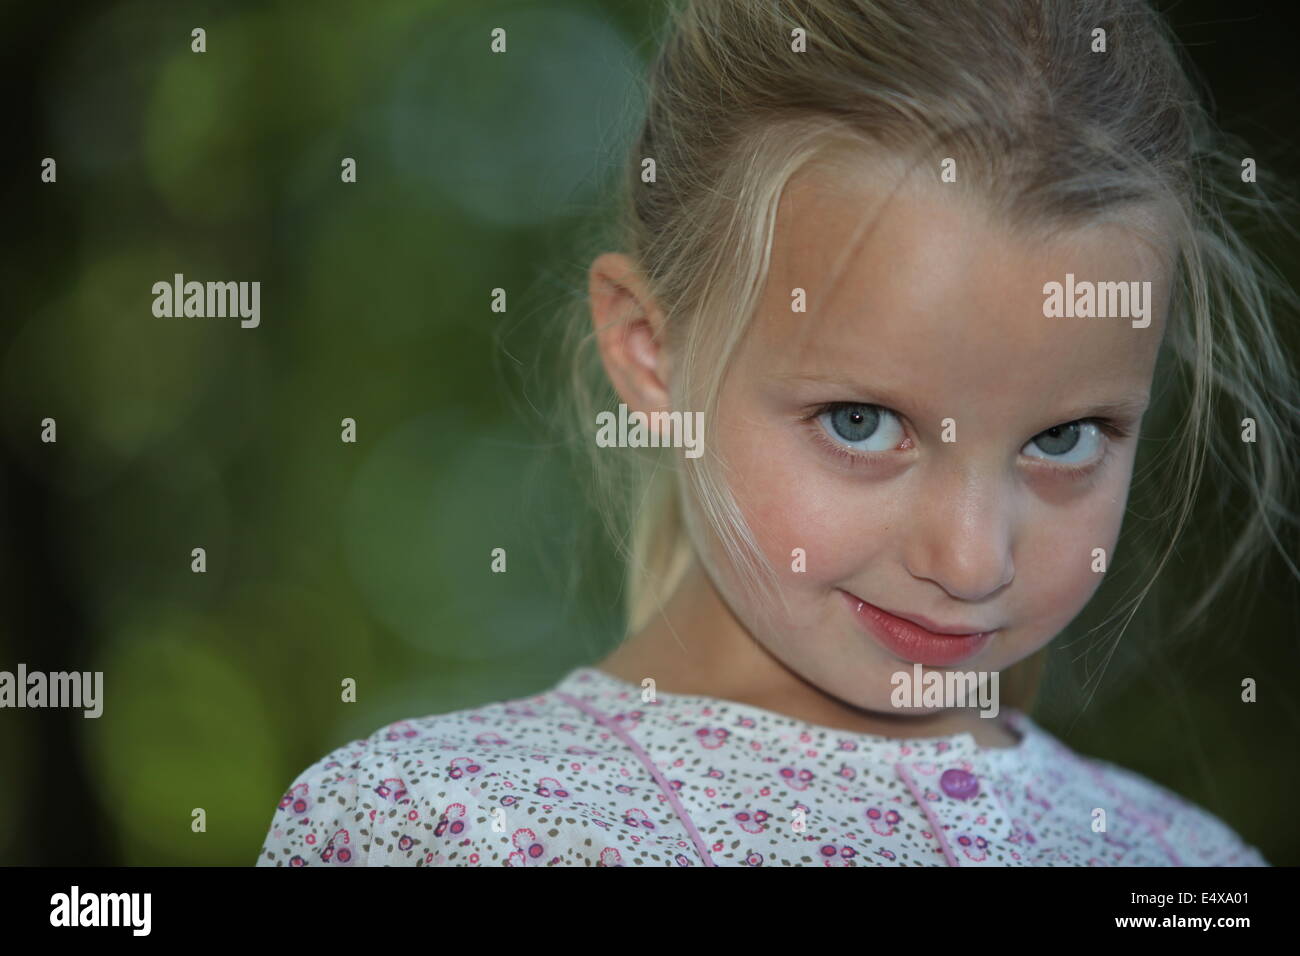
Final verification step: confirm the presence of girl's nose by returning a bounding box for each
[903,465,1015,602]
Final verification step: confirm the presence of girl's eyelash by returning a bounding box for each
[801,403,1133,471]
[1088,417,1131,440]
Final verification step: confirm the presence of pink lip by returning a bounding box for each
[840,590,996,667]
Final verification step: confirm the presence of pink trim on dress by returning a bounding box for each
[556,691,719,867]
[894,762,960,867]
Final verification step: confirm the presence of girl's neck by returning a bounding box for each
[596,560,1022,750]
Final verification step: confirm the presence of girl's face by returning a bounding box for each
[689,165,1170,714]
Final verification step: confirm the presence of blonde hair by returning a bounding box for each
[557,0,1300,712]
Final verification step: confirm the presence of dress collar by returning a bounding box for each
[555,666,1045,766]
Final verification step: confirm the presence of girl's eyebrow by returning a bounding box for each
[775,372,1151,422]
[775,372,914,411]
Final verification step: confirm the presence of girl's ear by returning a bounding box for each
[588,252,672,413]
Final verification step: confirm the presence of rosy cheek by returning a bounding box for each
[723,440,837,566]
[747,486,889,596]
[1037,552,1102,628]
[1019,497,1125,639]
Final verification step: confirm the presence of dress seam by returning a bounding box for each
[556,690,718,867]
[894,762,960,867]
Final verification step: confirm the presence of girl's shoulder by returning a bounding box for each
[255,671,624,866]
[1015,717,1268,866]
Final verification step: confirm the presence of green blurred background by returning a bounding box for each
[1,0,1296,866]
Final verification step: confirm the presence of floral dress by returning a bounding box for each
[257,667,1267,866]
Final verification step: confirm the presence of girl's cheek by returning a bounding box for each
[1020,496,1127,636]
[1034,555,1102,637]
[716,438,807,571]
[724,438,886,583]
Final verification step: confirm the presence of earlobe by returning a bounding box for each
[588,252,672,413]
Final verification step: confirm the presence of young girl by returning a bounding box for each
[258,0,1296,866]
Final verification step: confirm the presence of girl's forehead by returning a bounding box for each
[744,169,1168,408]
[768,161,1171,303]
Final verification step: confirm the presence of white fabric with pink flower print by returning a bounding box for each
[257,667,1265,866]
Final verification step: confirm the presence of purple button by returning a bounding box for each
[940,768,979,800]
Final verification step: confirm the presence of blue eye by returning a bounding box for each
[1022,421,1104,465]
[816,403,904,452]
